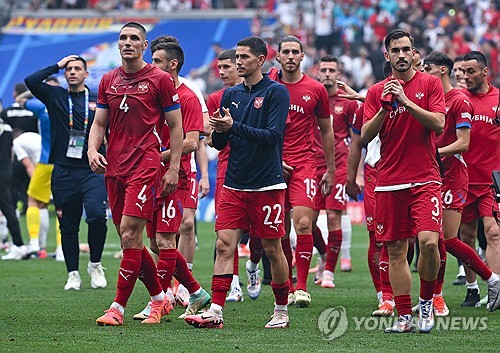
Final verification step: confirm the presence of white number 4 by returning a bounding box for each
[137,184,147,204]
[119,94,129,113]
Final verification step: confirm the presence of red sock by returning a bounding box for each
[233,251,239,276]
[435,238,447,294]
[174,250,200,294]
[420,278,436,301]
[271,280,290,306]
[157,249,177,292]
[295,234,313,291]
[394,294,412,316]
[249,235,263,265]
[444,237,492,280]
[281,237,294,292]
[367,231,382,293]
[211,274,232,307]
[114,248,142,307]
[380,244,393,301]
[139,247,163,296]
[325,230,342,273]
[312,226,327,256]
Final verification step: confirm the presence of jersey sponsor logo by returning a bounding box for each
[111,85,118,93]
[445,106,450,113]
[289,104,304,113]
[269,224,279,232]
[135,202,144,212]
[254,97,264,109]
[302,95,311,102]
[463,99,471,106]
[88,101,96,111]
[415,92,424,100]
[138,82,148,93]
[231,101,240,109]
[334,105,343,114]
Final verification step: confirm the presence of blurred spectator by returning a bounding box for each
[351,47,373,91]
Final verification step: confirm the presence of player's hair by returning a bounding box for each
[278,35,303,52]
[424,51,454,76]
[14,83,28,97]
[319,55,339,64]
[463,51,488,68]
[121,22,147,39]
[218,49,236,62]
[384,29,414,51]
[67,57,88,71]
[150,35,179,54]
[153,42,184,73]
[414,48,421,55]
[382,61,392,77]
[453,55,464,63]
[45,76,58,84]
[237,36,267,58]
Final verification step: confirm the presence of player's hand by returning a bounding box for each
[384,79,409,106]
[87,149,108,174]
[209,107,233,132]
[57,55,79,69]
[337,80,365,102]
[345,179,361,201]
[282,161,293,179]
[319,171,334,196]
[198,176,210,198]
[161,169,178,197]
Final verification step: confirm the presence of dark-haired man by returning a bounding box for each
[459,50,500,312]
[25,55,108,291]
[184,36,291,329]
[361,29,446,333]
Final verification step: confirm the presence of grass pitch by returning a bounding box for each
[0,216,499,352]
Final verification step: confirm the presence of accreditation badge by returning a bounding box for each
[66,130,85,159]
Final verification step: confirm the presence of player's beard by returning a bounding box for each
[392,60,411,73]
[466,79,482,93]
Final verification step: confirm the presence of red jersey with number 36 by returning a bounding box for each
[363,71,446,187]
[97,63,180,177]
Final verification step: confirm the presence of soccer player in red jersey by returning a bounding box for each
[453,56,467,89]
[268,36,335,307]
[312,55,359,288]
[459,50,500,312]
[207,49,246,303]
[361,29,446,333]
[88,22,183,326]
[184,36,291,329]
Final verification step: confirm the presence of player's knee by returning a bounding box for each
[180,218,195,235]
[295,216,312,234]
[215,238,233,259]
[419,236,438,255]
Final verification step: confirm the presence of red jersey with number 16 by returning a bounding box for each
[97,63,180,177]
[363,71,446,187]
[268,68,330,166]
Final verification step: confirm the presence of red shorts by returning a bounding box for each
[285,163,317,212]
[215,177,224,214]
[184,171,199,209]
[441,187,467,212]
[106,167,161,225]
[374,183,442,242]
[146,188,187,238]
[314,169,347,211]
[462,184,500,223]
[364,164,377,232]
[216,187,286,239]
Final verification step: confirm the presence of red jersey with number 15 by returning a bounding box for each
[436,88,473,190]
[207,88,229,179]
[462,85,500,185]
[97,63,180,177]
[268,68,330,166]
[363,71,446,186]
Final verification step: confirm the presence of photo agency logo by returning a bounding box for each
[318,307,488,339]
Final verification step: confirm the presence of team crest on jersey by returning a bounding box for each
[88,102,96,111]
[376,223,384,235]
[366,216,374,226]
[138,82,148,93]
[334,105,343,114]
[254,97,264,109]
[302,95,311,102]
[415,92,424,100]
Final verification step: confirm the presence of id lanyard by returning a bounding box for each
[68,88,89,133]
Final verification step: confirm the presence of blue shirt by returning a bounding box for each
[26,98,50,164]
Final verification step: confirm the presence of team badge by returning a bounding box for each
[334,105,343,114]
[415,92,424,99]
[376,223,384,235]
[254,97,264,109]
[138,82,148,93]
[366,216,374,226]
[302,95,311,102]
[56,209,63,219]
[88,102,96,111]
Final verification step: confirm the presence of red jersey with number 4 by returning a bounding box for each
[207,88,229,179]
[160,82,204,186]
[436,88,473,190]
[462,85,500,185]
[97,64,180,177]
[314,91,359,171]
[363,71,446,186]
[268,68,330,166]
